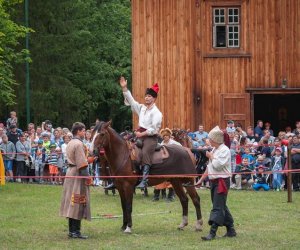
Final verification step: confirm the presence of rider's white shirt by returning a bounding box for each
[123,90,162,136]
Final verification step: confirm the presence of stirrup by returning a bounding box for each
[182,181,194,187]
[103,183,116,190]
[136,181,147,189]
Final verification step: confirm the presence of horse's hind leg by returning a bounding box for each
[185,185,203,232]
[171,180,189,230]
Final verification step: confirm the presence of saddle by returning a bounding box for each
[128,141,169,165]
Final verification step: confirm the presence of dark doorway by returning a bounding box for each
[254,94,300,136]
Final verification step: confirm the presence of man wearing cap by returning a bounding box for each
[226,120,236,133]
[60,122,91,239]
[120,76,162,189]
[7,125,19,145]
[195,126,236,240]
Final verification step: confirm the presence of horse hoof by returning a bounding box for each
[195,219,203,232]
[124,226,132,234]
[177,223,188,230]
[178,216,188,230]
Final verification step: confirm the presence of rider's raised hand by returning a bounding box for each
[119,76,127,89]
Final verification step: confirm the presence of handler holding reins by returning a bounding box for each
[120,76,162,189]
[196,126,237,240]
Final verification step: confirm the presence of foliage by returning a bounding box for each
[0,0,30,106]
[1,184,300,249]
[11,0,132,130]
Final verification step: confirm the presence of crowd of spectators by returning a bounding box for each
[1,111,300,192]
[0,111,101,186]
[190,120,300,192]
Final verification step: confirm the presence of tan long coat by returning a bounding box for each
[59,138,91,220]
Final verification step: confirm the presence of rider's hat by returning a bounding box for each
[145,83,159,98]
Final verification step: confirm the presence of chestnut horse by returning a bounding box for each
[97,152,116,195]
[91,121,203,234]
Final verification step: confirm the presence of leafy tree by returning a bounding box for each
[13,0,132,131]
[0,0,30,114]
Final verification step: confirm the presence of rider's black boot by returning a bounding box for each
[136,165,150,189]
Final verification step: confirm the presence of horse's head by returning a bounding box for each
[91,120,112,152]
[172,128,193,148]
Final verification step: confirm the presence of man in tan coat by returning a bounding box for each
[60,122,91,239]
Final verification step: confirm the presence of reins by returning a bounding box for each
[106,127,131,176]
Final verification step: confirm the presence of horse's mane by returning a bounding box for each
[93,121,106,133]
[93,121,126,143]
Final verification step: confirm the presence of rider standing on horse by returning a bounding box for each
[120,76,162,189]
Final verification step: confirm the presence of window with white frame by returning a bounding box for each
[213,7,240,48]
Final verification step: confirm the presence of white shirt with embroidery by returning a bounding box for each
[123,90,162,136]
[207,144,231,179]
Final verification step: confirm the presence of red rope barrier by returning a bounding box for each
[8,168,300,180]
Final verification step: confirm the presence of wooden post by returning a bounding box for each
[287,144,292,202]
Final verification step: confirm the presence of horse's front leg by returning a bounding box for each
[171,180,189,230]
[123,184,134,234]
[118,188,128,231]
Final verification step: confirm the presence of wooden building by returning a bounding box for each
[131,0,300,134]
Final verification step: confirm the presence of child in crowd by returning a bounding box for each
[254,155,267,169]
[42,133,51,153]
[250,142,259,156]
[260,139,272,168]
[271,147,285,191]
[84,130,94,175]
[34,139,46,183]
[253,165,270,191]
[241,147,255,170]
[6,111,18,129]
[47,143,59,185]
[234,157,254,190]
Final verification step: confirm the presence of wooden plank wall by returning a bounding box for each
[193,0,251,130]
[131,0,196,130]
[248,0,300,87]
[131,0,300,131]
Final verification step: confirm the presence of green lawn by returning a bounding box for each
[1,183,300,250]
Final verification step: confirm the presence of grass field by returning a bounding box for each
[1,183,300,250]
